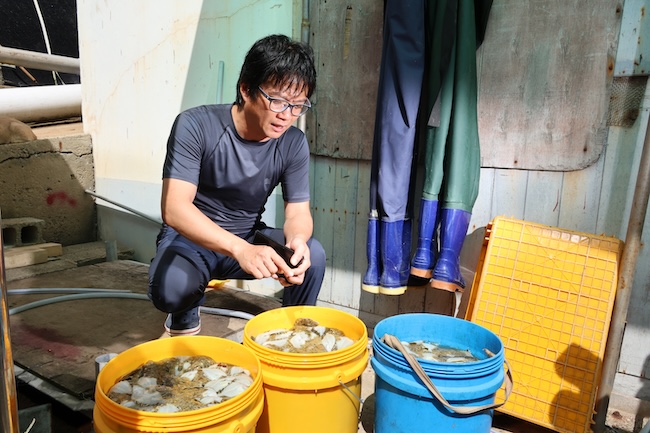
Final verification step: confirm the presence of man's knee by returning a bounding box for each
[148,249,206,313]
[149,275,204,313]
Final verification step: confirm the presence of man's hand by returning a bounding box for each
[277,237,310,286]
[233,242,297,282]
[280,200,313,286]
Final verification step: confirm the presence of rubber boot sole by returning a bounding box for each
[410,266,433,279]
[362,283,380,294]
[430,278,464,292]
[378,285,407,295]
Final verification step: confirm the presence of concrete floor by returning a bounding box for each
[4,242,632,433]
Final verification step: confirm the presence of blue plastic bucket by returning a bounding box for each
[371,313,506,433]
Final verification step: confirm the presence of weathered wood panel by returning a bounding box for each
[558,157,604,233]
[524,171,562,227]
[492,168,528,219]
[477,0,622,171]
[309,0,622,169]
[597,125,645,238]
[329,160,361,308]
[353,159,373,312]
[469,168,495,232]
[308,0,382,160]
[310,158,336,302]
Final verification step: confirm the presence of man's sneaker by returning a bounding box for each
[164,306,201,336]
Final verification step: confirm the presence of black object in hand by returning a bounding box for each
[253,231,303,269]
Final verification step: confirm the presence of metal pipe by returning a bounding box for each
[0,45,80,75]
[593,110,650,432]
[85,189,162,226]
[201,306,255,321]
[0,83,82,123]
[105,240,118,262]
[8,288,128,295]
[0,210,20,433]
[8,292,149,316]
[6,291,255,322]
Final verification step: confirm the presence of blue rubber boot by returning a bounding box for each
[378,220,411,295]
[410,199,440,283]
[362,216,381,293]
[431,208,471,292]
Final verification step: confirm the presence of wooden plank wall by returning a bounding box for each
[309,101,650,371]
[308,0,621,170]
[306,0,650,386]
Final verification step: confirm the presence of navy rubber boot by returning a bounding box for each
[378,219,411,295]
[410,199,440,281]
[362,216,381,293]
[431,208,471,292]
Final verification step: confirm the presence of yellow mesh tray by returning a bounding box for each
[465,216,622,433]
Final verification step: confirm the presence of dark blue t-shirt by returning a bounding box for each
[163,104,310,237]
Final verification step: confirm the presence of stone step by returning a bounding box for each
[4,242,63,269]
[4,241,135,282]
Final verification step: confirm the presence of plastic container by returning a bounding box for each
[372,313,506,433]
[93,336,264,433]
[243,306,369,433]
[466,216,621,433]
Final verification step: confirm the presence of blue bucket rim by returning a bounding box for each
[372,313,504,377]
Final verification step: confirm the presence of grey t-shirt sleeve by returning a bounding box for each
[162,110,205,185]
[280,128,311,203]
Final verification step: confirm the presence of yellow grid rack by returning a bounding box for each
[465,217,622,433]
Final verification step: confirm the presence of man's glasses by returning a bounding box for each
[257,87,311,117]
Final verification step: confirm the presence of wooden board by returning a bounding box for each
[308,0,622,170]
[477,0,622,171]
[308,0,383,160]
[4,243,64,269]
[4,248,48,269]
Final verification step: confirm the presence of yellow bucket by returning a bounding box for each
[243,306,369,433]
[93,336,264,433]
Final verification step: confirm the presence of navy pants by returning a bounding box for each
[148,225,326,313]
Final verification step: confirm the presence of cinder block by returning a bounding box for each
[1,217,45,247]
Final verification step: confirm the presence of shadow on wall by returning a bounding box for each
[551,344,599,432]
[0,133,96,246]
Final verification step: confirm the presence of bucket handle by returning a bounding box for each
[382,334,513,415]
[338,378,365,406]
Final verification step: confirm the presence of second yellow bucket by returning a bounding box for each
[243,306,369,433]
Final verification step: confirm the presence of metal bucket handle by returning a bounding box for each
[382,334,513,415]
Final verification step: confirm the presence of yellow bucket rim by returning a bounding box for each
[94,336,264,430]
[244,306,368,362]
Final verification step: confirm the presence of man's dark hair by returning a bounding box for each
[234,34,316,107]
